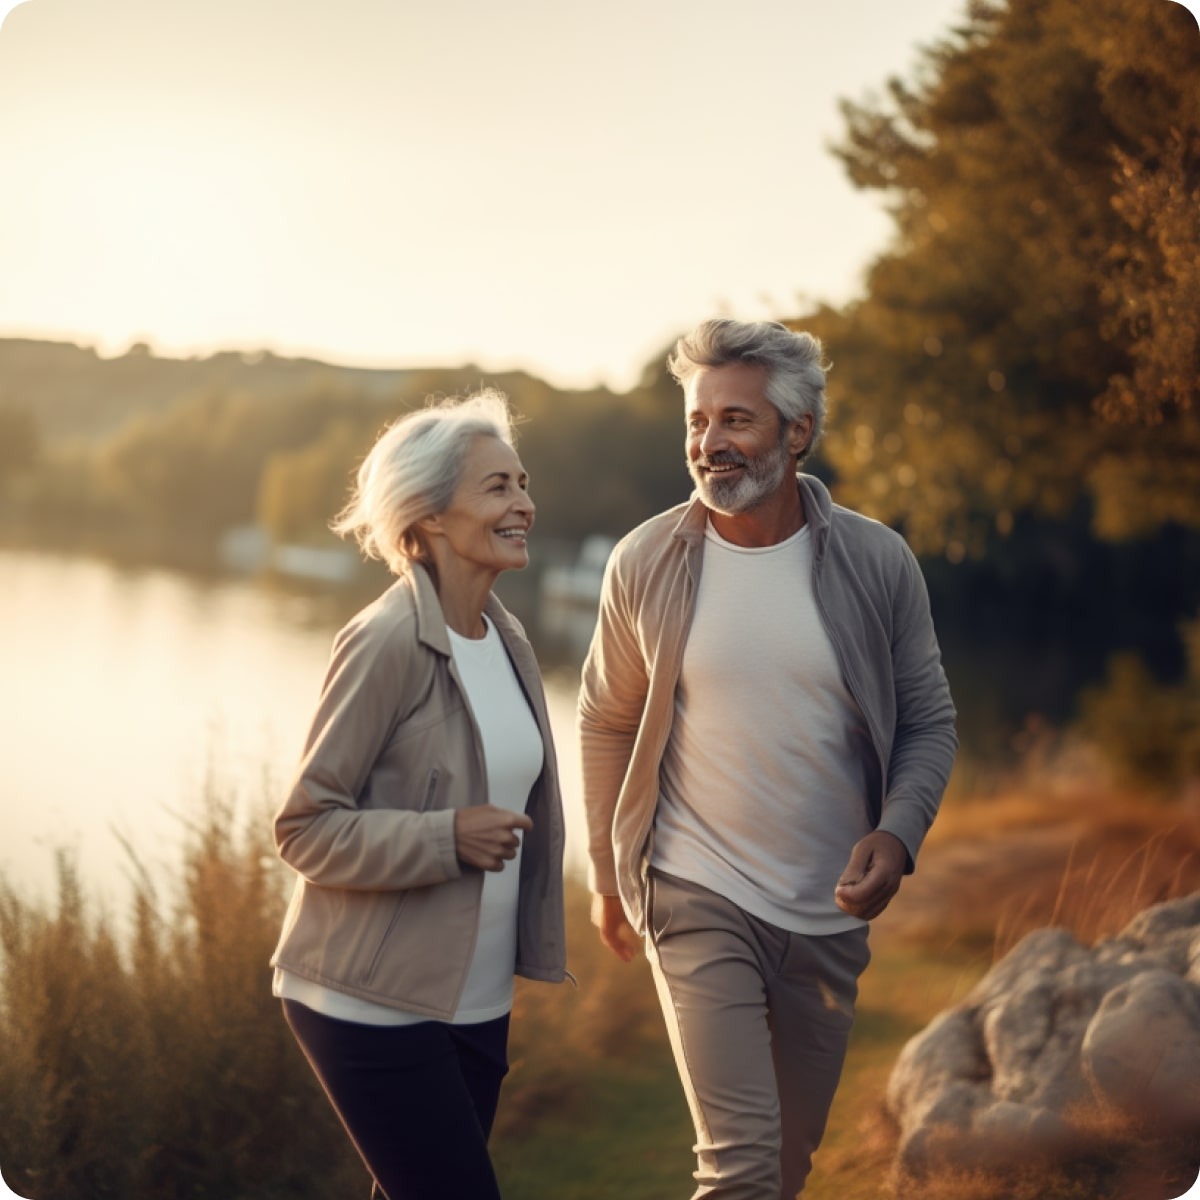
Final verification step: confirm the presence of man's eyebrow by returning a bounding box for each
[687,404,759,417]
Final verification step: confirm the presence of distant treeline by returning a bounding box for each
[0,339,691,556]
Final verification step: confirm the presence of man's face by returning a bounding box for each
[684,363,809,515]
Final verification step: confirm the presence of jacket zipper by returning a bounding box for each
[420,768,440,811]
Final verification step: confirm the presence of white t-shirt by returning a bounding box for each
[651,521,873,934]
[275,615,544,1024]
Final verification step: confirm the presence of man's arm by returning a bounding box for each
[835,546,956,919]
[578,546,649,953]
[874,546,958,873]
[591,892,641,962]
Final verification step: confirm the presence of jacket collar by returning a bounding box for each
[407,560,525,663]
[671,472,833,551]
[408,562,453,656]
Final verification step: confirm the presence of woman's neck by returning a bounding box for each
[425,556,496,639]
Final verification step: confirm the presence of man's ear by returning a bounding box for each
[788,414,814,457]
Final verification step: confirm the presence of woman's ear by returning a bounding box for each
[402,526,433,563]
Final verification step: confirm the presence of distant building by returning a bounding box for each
[219,524,358,584]
[540,534,614,607]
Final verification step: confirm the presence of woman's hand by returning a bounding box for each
[453,805,534,872]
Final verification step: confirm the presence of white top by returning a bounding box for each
[651,521,873,934]
[275,615,544,1024]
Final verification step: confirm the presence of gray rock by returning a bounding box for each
[1082,968,1200,1129]
[887,892,1200,1178]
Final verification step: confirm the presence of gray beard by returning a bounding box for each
[690,438,792,515]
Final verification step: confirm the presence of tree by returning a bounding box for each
[804,0,1200,555]
[257,417,375,544]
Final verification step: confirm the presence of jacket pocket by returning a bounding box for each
[646,871,666,947]
[363,893,410,985]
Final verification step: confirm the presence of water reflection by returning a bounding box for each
[1,549,594,910]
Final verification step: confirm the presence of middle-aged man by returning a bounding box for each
[578,318,957,1199]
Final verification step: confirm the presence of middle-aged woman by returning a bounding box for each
[269,389,567,1200]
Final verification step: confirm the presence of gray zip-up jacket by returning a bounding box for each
[271,564,567,1019]
[578,475,957,933]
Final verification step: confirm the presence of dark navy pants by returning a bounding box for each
[282,999,510,1200]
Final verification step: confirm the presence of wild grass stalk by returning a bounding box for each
[0,784,364,1200]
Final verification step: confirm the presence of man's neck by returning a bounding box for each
[706,482,807,548]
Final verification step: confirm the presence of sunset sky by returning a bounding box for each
[0,0,977,390]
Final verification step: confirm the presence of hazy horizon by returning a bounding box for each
[1,0,975,391]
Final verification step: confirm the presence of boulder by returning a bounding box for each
[887,892,1200,1179]
[1082,969,1200,1129]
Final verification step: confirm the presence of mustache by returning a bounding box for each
[690,451,750,470]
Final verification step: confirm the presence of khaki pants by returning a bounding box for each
[645,870,871,1199]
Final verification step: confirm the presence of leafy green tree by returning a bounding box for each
[93,382,371,539]
[1078,612,1200,788]
[257,417,376,544]
[805,0,1200,555]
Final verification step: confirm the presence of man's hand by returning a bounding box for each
[835,831,908,920]
[592,892,640,962]
[453,806,534,872]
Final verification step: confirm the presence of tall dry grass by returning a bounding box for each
[890,736,1200,958]
[0,780,682,1200]
[890,1105,1199,1200]
[0,792,365,1200]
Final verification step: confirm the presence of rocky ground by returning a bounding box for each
[870,783,1200,1200]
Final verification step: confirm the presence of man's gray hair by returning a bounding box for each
[331,388,517,574]
[667,319,829,459]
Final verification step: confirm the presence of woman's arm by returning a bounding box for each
[274,611,462,892]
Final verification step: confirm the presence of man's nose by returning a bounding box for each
[699,423,727,457]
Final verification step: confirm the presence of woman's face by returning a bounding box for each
[428,435,535,577]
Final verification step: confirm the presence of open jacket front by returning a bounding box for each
[578,474,958,934]
[271,564,567,1020]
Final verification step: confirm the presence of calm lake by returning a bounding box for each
[0,548,593,909]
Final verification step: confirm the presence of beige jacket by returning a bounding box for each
[579,477,957,933]
[270,565,567,1019]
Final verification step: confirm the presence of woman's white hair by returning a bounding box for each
[332,387,517,574]
[667,318,830,461]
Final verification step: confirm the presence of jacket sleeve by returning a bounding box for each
[273,614,461,892]
[875,545,958,872]
[577,545,648,896]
